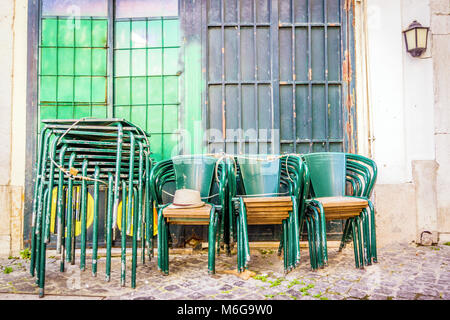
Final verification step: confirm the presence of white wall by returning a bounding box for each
[366,0,436,184]
[366,0,409,184]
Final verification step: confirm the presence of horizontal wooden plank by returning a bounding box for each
[167,220,210,225]
[246,206,293,213]
[325,214,360,220]
[247,213,290,219]
[243,196,292,203]
[247,220,285,225]
[314,196,368,208]
[163,204,212,219]
[245,201,293,208]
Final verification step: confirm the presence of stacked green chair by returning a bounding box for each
[301,152,377,270]
[30,118,153,297]
[230,155,306,274]
[150,155,234,275]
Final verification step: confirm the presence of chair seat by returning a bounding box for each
[163,204,212,225]
[313,196,368,220]
[243,196,292,225]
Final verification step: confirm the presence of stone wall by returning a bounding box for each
[0,0,27,257]
[431,0,450,242]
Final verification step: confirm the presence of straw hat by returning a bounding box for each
[168,189,205,209]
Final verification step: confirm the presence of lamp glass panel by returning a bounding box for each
[405,28,417,50]
[417,27,428,48]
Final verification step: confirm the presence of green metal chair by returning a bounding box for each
[30,119,152,297]
[150,155,233,275]
[301,152,377,270]
[230,155,307,273]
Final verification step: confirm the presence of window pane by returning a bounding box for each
[148,20,162,47]
[92,77,107,103]
[42,0,108,17]
[74,77,91,102]
[148,77,162,104]
[41,48,57,75]
[115,0,178,18]
[163,19,179,47]
[115,21,131,49]
[131,21,147,48]
[74,48,91,75]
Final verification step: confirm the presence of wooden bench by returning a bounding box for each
[314,197,368,220]
[243,196,293,225]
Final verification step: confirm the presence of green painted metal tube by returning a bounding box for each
[59,187,66,273]
[350,218,359,268]
[105,172,114,282]
[112,122,123,231]
[156,204,169,274]
[30,128,50,277]
[65,153,77,263]
[131,186,138,288]
[291,196,301,267]
[207,205,217,274]
[38,188,49,297]
[56,144,68,253]
[92,166,100,277]
[239,199,250,268]
[339,219,351,252]
[287,215,293,271]
[121,181,127,287]
[282,219,288,273]
[80,159,88,271]
[144,152,153,260]
[311,208,323,268]
[361,210,370,266]
[137,142,144,264]
[236,214,241,272]
[355,216,364,269]
[157,207,164,273]
[44,137,58,245]
[126,133,135,235]
[31,129,52,277]
[367,200,377,263]
[305,217,314,270]
[163,213,169,275]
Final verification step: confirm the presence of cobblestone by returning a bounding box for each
[0,243,449,300]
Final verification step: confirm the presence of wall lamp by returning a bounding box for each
[403,20,430,57]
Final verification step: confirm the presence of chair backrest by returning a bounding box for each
[236,155,281,196]
[302,152,346,197]
[345,153,377,198]
[172,155,217,198]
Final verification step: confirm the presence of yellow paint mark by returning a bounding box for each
[153,205,158,236]
[117,198,135,236]
[50,186,94,237]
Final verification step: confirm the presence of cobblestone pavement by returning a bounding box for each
[0,242,449,300]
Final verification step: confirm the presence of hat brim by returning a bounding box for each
[168,201,206,209]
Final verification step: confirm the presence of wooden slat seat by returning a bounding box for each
[163,204,212,225]
[314,196,368,220]
[242,197,293,225]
